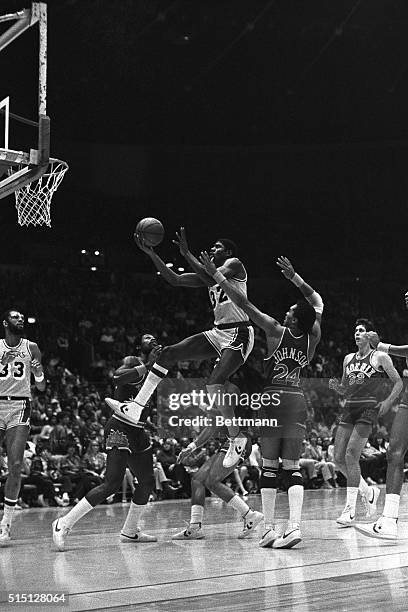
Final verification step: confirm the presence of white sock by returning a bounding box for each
[135,364,168,406]
[383,494,400,520]
[346,487,358,515]
[227,495,250,518]
[359,477,370,499]
[261,488,277,527]
[60,497,93,529]
[190,504,204,525]
[121,502,146,535]
[288,485,303,527]
[1,499,17,527]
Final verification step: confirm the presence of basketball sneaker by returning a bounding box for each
[172,522,204,540]
[223,435,247,468]
[259,526,278,548]
[238,510,264,539]
[355,516,398,540]
[105,397,144,426]
[272,524,302,549]
[361,486,380,519]
[336,505,355,527]
[120,528,157,543]
[0,524,11,547]
[52,519,70,552]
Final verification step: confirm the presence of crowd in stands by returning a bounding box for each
[1,266,408,508]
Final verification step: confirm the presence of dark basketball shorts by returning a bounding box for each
[104,415,151,454]
[339,401,379,427]
[258,390,307,439]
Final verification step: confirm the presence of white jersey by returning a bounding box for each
[0,338,33,397]
[208,269,249,326]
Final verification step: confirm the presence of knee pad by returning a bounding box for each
[282,469,303,489]
[260,467,278,489]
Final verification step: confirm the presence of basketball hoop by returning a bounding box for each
[8,158,68,227]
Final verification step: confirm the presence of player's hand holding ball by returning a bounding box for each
[276,256,295,280]
[199,251,217,276]
[134,218,164,255]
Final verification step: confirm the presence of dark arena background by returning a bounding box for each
[0,1,408,611]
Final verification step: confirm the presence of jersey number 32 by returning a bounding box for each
[209,286,229,309]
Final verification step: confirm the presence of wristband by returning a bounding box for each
[187,442,197,452]
[290,272,304,287]
[34,373,45,383]
[213,271,227,285]
[377,342,390,354]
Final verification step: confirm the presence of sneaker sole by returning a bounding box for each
[259,532,277,548]
[273,536,302,549]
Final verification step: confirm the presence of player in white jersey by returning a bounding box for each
[106,229,254,467]
[0,309,45,546]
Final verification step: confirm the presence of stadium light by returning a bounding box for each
[27,317,36,324]
[178,267,185,272]
[91,266,97,272]
[81,249,86,254]
[166,263,174,268]
[94,250,100,256]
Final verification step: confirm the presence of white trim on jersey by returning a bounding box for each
[264,327,285,362]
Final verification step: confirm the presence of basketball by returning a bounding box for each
[134,217,164,247]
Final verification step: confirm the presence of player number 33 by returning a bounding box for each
[0,361,25,378]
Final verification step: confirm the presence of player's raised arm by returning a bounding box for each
[29,343,46,392]
[135,233,205,288]
[365,330,408,359]
[276,256,324,329]
[200,251,282,337]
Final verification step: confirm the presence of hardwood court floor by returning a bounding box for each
[1,486,408,612]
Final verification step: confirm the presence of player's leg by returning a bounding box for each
[209,350,249,468]
[337,422,372,526]
[0,425,29,546]
[356,407,408,540]
[121,447,157,542]
[108,333,216,425]
[51,448,128,551]
[333,422,353,478]
[258,434,281,547]
[172,457,212,539]
[272,424,305,549]
[204,452,263,539]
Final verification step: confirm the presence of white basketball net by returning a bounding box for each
[11,159,68,227]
